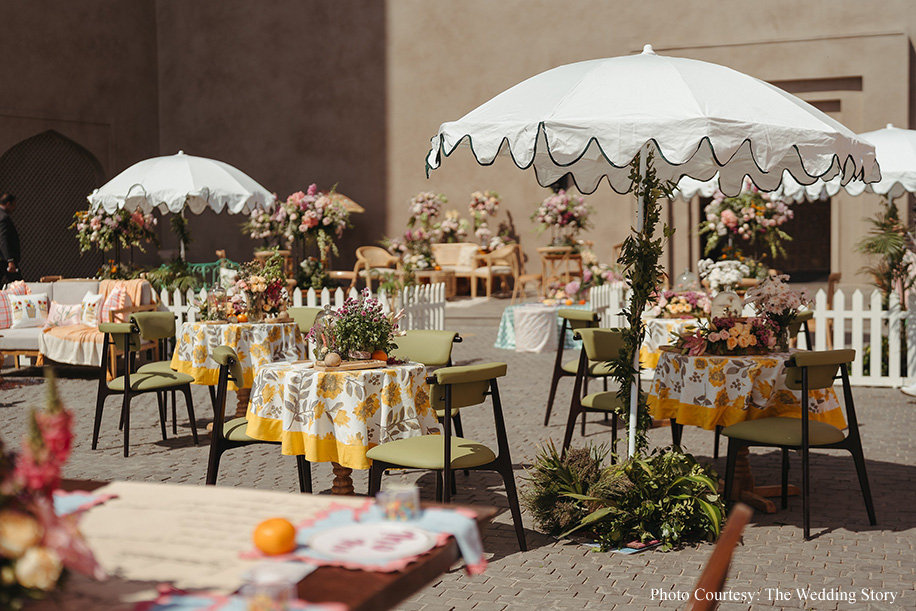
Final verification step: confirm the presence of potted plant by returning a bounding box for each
[306,290,403,362]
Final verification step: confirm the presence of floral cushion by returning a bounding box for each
[44,301,82,329]
[0,281,29,329]
[9,293,50,329]
[100,287,132,324]
[80,292,105,327]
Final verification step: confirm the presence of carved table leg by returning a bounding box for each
[733,446,800,513]
[331,462,355,495]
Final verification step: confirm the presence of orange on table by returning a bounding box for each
[371,350,388,361]
[253,517,297,555]
[564,299,573,305]
[237,313,249,323]
[578,299,586,305]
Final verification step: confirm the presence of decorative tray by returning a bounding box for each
[313,359,388,372]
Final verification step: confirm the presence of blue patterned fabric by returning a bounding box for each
[494,303,591,350]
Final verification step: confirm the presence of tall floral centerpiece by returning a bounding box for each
[226,251,289,322]
[697,259,751,294]
[73,207,159,275]
[384,192,447,274]
[306,290,404,362]
[531,189,592,248]
[0,373,104,609]
[744,274,810,351]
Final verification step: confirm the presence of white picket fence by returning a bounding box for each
[588,283,916,388]
[157,283,446,331]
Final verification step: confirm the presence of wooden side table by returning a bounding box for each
[537,246,583,286]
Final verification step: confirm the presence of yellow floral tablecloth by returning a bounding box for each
[648,350,847,430]
[640,317,699,369]
[245,362,438,469]
[170,322,305,389]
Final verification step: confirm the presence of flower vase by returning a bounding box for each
[774,327,790,353]
[248,294,264,323]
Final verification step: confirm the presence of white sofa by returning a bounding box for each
[0,279,154,371]
[430,242,480,288]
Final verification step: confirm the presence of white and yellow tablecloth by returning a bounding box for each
[170,321,305,389]
[648,350,847,431]
[246,362,438,469]
[640,317,699,369]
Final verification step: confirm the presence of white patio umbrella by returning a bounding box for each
[89,151,276,259]
[427,44,880,457]
[773,124,916,203]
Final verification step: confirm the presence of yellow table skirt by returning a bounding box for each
[246,411,376,469]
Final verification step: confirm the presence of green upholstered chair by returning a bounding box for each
[390,330,464,434]
[563,328,624,453]
[92,321,198,457]
[722,349,876,540]
[367,362,527,551]
[206,346,312,493]
[132,311,188,435]
[543,309,611,427]
[787,310,814,349]
[287,306,324,335]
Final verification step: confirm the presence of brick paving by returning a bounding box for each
[1,297,914,610]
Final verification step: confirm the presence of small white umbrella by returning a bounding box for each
[89,151,276,260]
[774,124,916,203]
[427,44,880,456]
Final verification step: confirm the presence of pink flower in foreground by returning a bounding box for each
[32,497,106,581]
[36,411,73,464]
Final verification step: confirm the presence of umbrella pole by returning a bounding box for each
[628,143,649,458]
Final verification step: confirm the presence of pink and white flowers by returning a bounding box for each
[531,189,592,246]
[648,290,711,319]
[744,274,810,333]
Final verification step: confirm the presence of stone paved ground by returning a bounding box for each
[1,297,914,610]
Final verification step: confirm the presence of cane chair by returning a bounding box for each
[563,328,624,453]
[511,246,543,304]
[92,321,198,457]
[685,503,753,611]
[722,349,876,539]
[367,362,527,551]
[543,309,611,426]
[353,246,401,291]
[206,346,312,492]
[470,244,519,299]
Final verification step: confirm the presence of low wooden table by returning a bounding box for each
[57,480,496,611]
[414,269,457,299]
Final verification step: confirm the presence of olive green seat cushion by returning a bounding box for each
[108,371,194,392]
[722,417,846,447]
[434,407,460,419]
[137,361,178,375]
[366,435,496,470]
[223,417,277,443]
[561,359,613,376]
[581,390,624,412]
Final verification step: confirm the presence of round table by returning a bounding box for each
[170,321,305,418]
[648,349,847,512]
[494,303,590,352]
[246,361,439,494]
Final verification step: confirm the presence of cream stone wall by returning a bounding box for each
[386,0,916,289]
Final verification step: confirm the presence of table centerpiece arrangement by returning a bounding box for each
[0,373,104,609]
[647,290,711,319]
[670,316,780,356]
[194,251,289,323]
[743,273,810,352]
[531,189,593,248]
[306,289,405,368]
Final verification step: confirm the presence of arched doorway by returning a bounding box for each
[0,131,105,281]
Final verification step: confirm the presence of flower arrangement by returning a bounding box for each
[306,291,403,361]
[432,209,470,243]
[297,257,332,291]
[673,316,779,356]
[697,178,794,262]
[383,227,437,272]
[468,190,500,217]
[284,185,350,257]
[580,250,622,287]
[648,290,711,319]
[242,208,281,247]
[72,207,158,253]
[744,274,810,337]
[0,373,104,608]
[467,190,502,250]
[225,251,289,321]
[408,192,446,226]
[531,189,592,247]
[697,258,751,294]
[543,280,588,306]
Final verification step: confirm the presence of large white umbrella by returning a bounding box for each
[773,124,916,203]
[90,151,276,215]
[427,44,880,457]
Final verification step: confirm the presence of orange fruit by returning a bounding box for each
[371,350,388,361]
[564,299,573,305]
[237,313,249,323]
[253,517,297,555]
[578,299,587,305]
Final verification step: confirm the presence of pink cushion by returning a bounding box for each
[0,281,29,329]
[100,287,133,324]
[44,301,82,328]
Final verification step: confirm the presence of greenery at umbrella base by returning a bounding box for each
[609,153,674,454]
[521,442,724,550]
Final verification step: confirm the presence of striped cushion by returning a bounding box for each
[100,287,132,324]
[0,281,29,330]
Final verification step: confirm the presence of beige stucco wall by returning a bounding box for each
[386,0,916,289]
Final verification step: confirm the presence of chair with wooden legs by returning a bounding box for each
[470,244,519,299]
[511,246,543,304]
[206,346,312,492]
[563,328,623,453]
[722,349,876,540]
[352,246,401,291]
[543,309,611,427]
[367,362,527,551]
[132,311,190,436]
[92,321,198,457]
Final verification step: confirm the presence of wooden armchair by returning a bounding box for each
[471,244,518,299]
